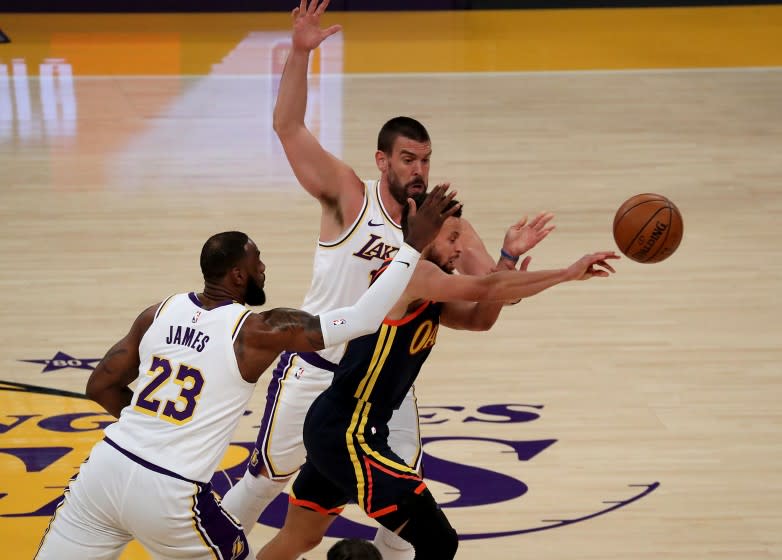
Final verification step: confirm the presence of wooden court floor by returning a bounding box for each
[1,7,781,559]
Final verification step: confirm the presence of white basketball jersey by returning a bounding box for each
[301,179,403,364]
[104,293,255,482]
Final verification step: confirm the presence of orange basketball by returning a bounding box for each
[613,193,683,263]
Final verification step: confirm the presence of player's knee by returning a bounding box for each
[396,489,458,560]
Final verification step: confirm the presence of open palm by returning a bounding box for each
[291,0,342,52]
[503,211,556,256]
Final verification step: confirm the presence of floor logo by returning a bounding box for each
[20,352,100,373]
[1,382,659,543]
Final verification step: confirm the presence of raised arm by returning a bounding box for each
[85,304,157,417]
[273,0,363,216]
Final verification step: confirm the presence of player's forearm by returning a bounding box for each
[319,244,422,347]
[456,219,496,275]
[463,301,504,331]
[486,268,569,301]
[272,49,311,134]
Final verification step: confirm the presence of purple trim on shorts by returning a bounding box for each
[192,488,249,559]
[188,292,235,310]
[297,351,338,372]
[103,437,205,484]
[250,351,295,476]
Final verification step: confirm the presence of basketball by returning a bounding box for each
[613,193,683,263]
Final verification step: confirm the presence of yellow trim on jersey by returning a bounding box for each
[190,485,219,560]
[231,309,251,340]
[318,184,370,248]
[356,403,417,475]
[361,326,397,400]
[346,399,369,510]
[354,324,392,400]
[154,294,177,320]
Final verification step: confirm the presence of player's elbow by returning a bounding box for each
[85,374,103,404]
[470,314,498,332]
[272,113,299,139]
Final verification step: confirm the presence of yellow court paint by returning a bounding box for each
[1,6,781,75]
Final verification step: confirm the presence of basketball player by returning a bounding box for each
[220,4,554,556]
[34,191,457,560]
[257,198,619,559]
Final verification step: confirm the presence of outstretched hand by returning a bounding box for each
[404,184,461,252]
[502,211,556,258]
[565,251,620,281]
[291,0,342,52]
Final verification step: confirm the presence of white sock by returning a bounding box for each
[220,471,287,536]
[373,526,414,560]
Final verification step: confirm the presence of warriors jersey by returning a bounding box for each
[104,293,255,482]
[301,179,403,364]
[329,292,442,425]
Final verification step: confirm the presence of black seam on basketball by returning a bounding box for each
[614,198,668,231]
[621,206,668,256]
[644,205,673,263]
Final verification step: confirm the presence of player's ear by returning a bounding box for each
[230,266,245,286]
[375,150,388,173]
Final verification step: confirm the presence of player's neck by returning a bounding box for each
[378,177,404,223]
[199,284,241,308]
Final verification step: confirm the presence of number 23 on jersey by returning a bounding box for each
[133,356,205,425]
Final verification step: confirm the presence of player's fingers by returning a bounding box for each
[307,0,318,15]
[442,202,463,219]
[528,212,546,228]
[430,184,446,200]
[520,255,532,271]
[323,24,342,38]
[292,6,300,19]
[536,212,555,229]
[595,260,616,273]
[513,216,528,229]
[299,0,307,15]
[420,185,444,210]
[315,0,331,15]
[406,197,417,217]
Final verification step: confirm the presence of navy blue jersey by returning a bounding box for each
[327,264,442,424]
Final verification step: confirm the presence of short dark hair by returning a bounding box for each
[200,231,250,282]
[326,538,382,560]
[401,192,463,237]
[377,116,430,154]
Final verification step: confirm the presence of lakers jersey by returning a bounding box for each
[329,298,442,425]
[300,180,403,364]
[104,293,255,482]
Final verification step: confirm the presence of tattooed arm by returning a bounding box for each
[85,305,157,418]
[234,244,427,383]
[233,308,325,383]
